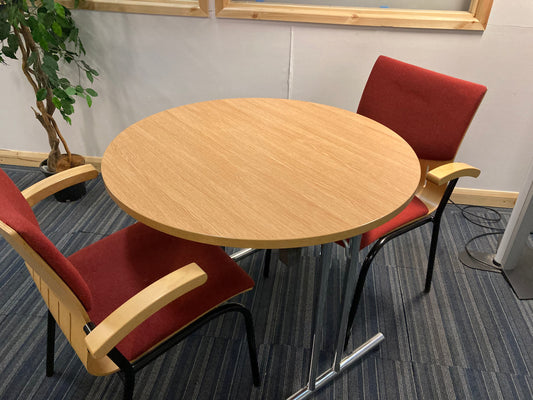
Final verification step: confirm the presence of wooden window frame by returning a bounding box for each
[64,0,209,18]
[214,0,493,30]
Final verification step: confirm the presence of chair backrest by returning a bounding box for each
[358,55,487,162]
[0,169,117,375]
[0,169,92,309]
[358,55,487,209]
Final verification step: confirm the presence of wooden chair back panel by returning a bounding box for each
[30,270,119,376]
[0,221,118,376]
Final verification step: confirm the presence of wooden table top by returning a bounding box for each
[102,98,420,249]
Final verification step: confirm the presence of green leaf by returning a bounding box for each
[43,0,55,12]
[26,16,38,32]
[68,27,79,43]
[7,33,18,53]
[46,73,59,87]
[53,87,67,99]
[0,21,10,41]
[35,22,49,51]
[59,78,71,88]
[1,46,16,59]
[52,22,62,37]
[52,96,61,109]
[75,85,84,94]
[54,2,66,18]
[86,70,94,83]
[43,53,58,68]
[65,87,77,96]
[63,103,74,115]
[36,88,48,101]
[41,53,58,77]
[86,95,92,107]
[39,10,55,30]
[86,88,98,97]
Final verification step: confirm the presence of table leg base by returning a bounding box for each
[287,333,385,400]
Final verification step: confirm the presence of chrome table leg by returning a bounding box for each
[229,247,261,261]
[287,236,384,400]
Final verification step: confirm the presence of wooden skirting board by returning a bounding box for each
[450,188,517,208]
[0,149,102,171]
[0,149,518,208]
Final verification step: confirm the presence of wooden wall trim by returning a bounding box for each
[0,149,517,208]
[0,150,102,171]
[451,187,517,208]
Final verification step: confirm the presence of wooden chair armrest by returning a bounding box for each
[426,162,480,186]
[84,263,208,359]
[22,164,99,207]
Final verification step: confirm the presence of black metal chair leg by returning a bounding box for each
[46,311,55,377]
[424,219,441,293]
[263,249,271,278]
[343,251,377,349]
[343,218,432,349]
[424,178,458,293]
[344,180,459,348]
[238,306,261,386]
[122,369,135,400]
[105,347,135,400]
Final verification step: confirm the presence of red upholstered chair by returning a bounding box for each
[0,165,260,400]
[342,55,486,345]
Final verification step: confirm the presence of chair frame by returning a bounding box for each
[81,303,259,400]
[0,165,260,399]
[341,158,481,346]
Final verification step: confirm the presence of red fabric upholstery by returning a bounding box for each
[359,196,429,249]
[336,196,428,250]
[0,169,93,309]
[68,222,254,361]
[357,56,487,161]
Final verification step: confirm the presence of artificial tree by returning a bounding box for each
[0,0,98,172]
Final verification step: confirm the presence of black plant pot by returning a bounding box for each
[39,159,87,202]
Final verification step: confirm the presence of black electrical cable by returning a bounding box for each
[449,200,505,272]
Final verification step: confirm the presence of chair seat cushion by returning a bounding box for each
[360,196,429,249]
[68,222,254,361]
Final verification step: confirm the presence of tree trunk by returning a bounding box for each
[16,23,71,173]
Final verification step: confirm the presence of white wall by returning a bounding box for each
[1,1,532,192]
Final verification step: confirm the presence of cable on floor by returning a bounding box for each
[449,200,505,272]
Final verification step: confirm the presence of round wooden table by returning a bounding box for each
[102,98,420,249]
[102,98,420,399]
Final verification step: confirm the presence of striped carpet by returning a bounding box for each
[0,164,532,400]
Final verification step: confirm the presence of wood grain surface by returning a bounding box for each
[102,98,420,248]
